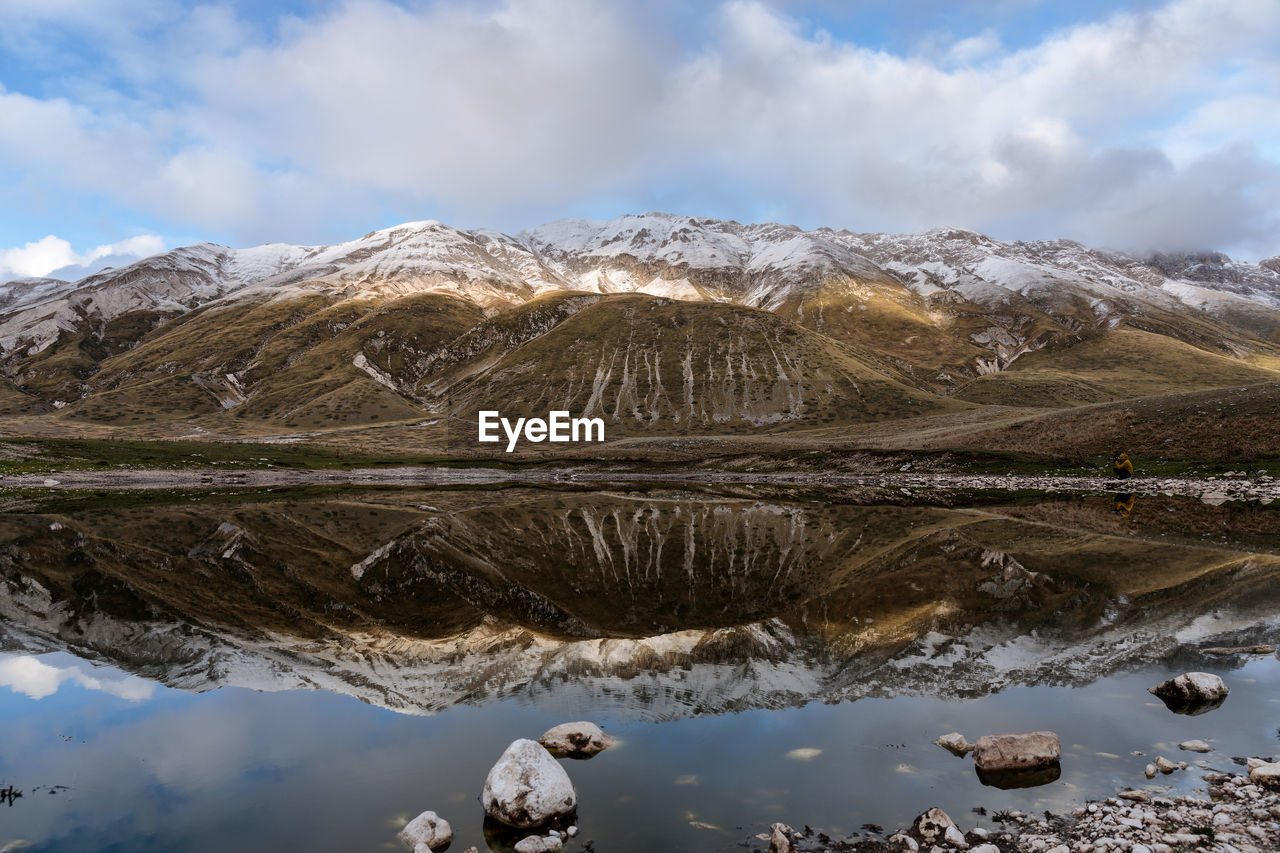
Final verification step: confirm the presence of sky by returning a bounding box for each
[0,0,1278,282]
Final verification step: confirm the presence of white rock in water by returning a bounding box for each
[1148,672,1229,708]
[1145,763,1158,778]
[398,810,451,853]
[769,825,794,853]
[936,732,974,755]
[482,739,577,828]
[514,835,563,853]
[911,807,957,843]
[972,731,1061,771]
[972,845,1000,853]
[943,825,968,848]
[538,721,615,757]
[1250,762,1280,789]
[1177,739,1213,753]
[1154,755,1177,773]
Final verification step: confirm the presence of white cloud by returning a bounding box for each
[0,653,155,701]
[0,234,165,281]
[0,0,1277,258]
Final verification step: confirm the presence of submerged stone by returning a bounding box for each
[538,721,615,757]
[1178,739,1213,753]
[1149,672,1228,714]
[514,836,563,853]
[936,732,974,756]
[398,810,451,853]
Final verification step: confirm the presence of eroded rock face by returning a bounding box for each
[538,721,615,757]
[972,731,1061,772]
[398,810,451,853]
[482,739,577,829]
[1149,672,1229,714]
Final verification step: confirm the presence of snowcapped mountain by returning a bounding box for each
[0,212,1277,430]
[0,242,293,355]
[0,221,572,356]
[4,212,1277,357]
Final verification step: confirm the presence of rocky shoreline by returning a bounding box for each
[755,673,1278,852]
[754,759,1280,853]
[1,466,1276,504]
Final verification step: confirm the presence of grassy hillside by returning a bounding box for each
[439,294,971,434]
[62,292,483,427]
[954,328,1280,406]
[773,279,988,387]
[933,382,1280,462]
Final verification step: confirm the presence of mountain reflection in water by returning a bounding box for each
[1,487,1277,720]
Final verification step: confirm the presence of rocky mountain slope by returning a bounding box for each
[1,214,1277,437]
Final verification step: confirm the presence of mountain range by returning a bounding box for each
[1,213,1277,451]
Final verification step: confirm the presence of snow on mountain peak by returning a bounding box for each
[2,213,1278,357]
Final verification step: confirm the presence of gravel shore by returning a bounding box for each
[0,467,1276,504]
[756,761,1280,853]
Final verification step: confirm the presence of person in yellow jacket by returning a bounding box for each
[1110,451,1133,480]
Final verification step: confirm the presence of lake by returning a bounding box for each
[0,485,1277,852]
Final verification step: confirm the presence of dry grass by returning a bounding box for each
[936,382,1280,461]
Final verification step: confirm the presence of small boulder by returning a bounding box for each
[1149,672,1228,714]
[1177,739,1213,753]
[769,825,793,853]
[1144,763,1157,778]
[538,721,615,757]
[936,732,974,756]
[482,739,577,828]
[398,810,451,853]
[1250,762,1280,789]
[1153,755,1177,773]
[972,731,1061,772]
[911,807,957,844]
[514,835,563,853]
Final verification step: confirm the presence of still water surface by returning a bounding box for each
[0,486,1276,852]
